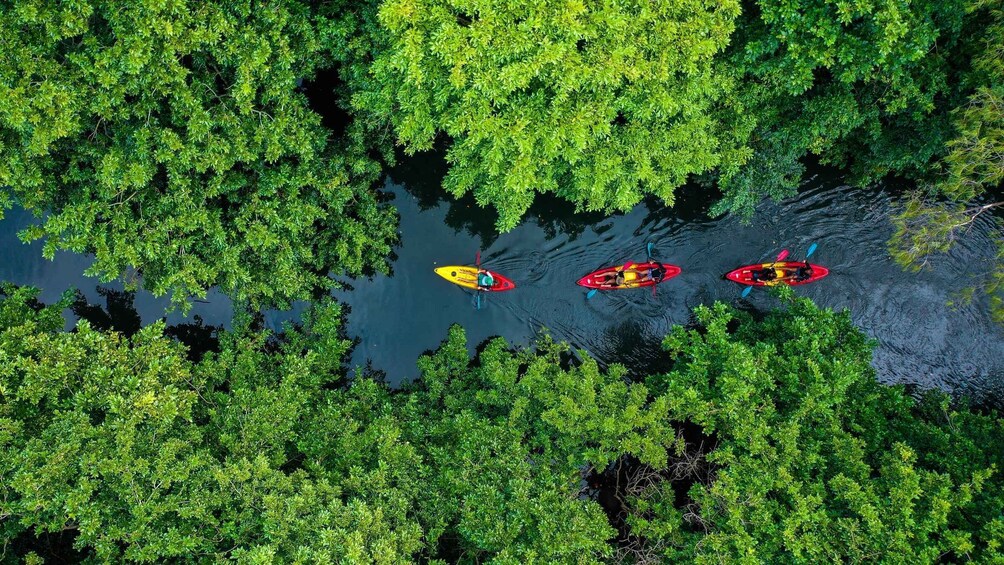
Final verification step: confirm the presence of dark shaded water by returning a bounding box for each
[2,155,1002,403]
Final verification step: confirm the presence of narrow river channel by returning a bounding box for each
[2,153,1001,404]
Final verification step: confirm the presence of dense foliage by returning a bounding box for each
[889,7,1004,321]
[336,0,748,230]
[0,0,397,309]
[331,0,999,226]
[646,295,1004,561]
[2,0,1002,309]
[2,286,1001,562]
[714,0,975,215]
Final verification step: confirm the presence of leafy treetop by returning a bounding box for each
[2,287,1002,562]
[0,0,397,310]
[338,0,747,230]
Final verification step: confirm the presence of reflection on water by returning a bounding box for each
[1,153,1002,405]
[336,155,1004,404]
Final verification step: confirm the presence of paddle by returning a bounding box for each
[475,250,482,310]
[587,260,634,300]
[741,249,789,298]
[647,242,657,298]
[587,244,655,300]
[805,242,818,259]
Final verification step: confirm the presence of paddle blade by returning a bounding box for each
[623,262,635,271]
[741,285,753,298]
[646,242,654,260]
[587,289,599,299]
[475,250,481,268]
[475,292,481,310]
[806,243,818,258]
[776,249,789,262]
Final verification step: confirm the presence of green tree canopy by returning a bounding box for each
[642,293,1004,561]
[2,286,1002,562]
[0,286,425,562]
[888,6,1004,322]
[714,0,977,215]
[0,0,397,310]
[336,0,747,230]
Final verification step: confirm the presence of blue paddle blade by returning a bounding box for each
[474,293,481,310]
[586,289,599,299]
[806,243,818,258]
[741,286,753,298]
[647,242,654,260]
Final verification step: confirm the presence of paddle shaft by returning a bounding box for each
[475,250,482,309]
[741,249,788,298]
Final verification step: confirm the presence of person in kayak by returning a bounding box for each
[794,261,813,282]
[751,267,777,282]
[596,269,627,287]
[645,264,666,283]
[477,270,495,290]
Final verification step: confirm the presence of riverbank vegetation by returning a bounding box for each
[2,285,1001,562]
[888,6,1004,321]
[2,1,1003,560]
[2,0,1002,310]
[0,1,398,310]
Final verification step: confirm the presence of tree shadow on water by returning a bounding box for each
[388,145,612,247]
[164,316,222,363]
[70,286,222,361]
[70,287,142,337]
[593,318,675,379]
[638,182,723,227]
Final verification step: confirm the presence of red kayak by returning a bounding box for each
[726,261,829,286]
[577,262,682,290]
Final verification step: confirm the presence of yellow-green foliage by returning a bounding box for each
[0,0,397,310]
[339,0,745,230]
[2,288,1002,562]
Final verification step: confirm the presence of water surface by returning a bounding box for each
[2,155,1001,403]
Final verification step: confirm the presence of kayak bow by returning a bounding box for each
[434,266,516,291]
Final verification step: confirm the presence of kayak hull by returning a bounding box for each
[576,262,682,290]
[434,266,516,291]
[725,261,829,286]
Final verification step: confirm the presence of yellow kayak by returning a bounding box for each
[434,266,516,291]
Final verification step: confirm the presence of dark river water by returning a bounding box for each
[2,154,1002,404]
